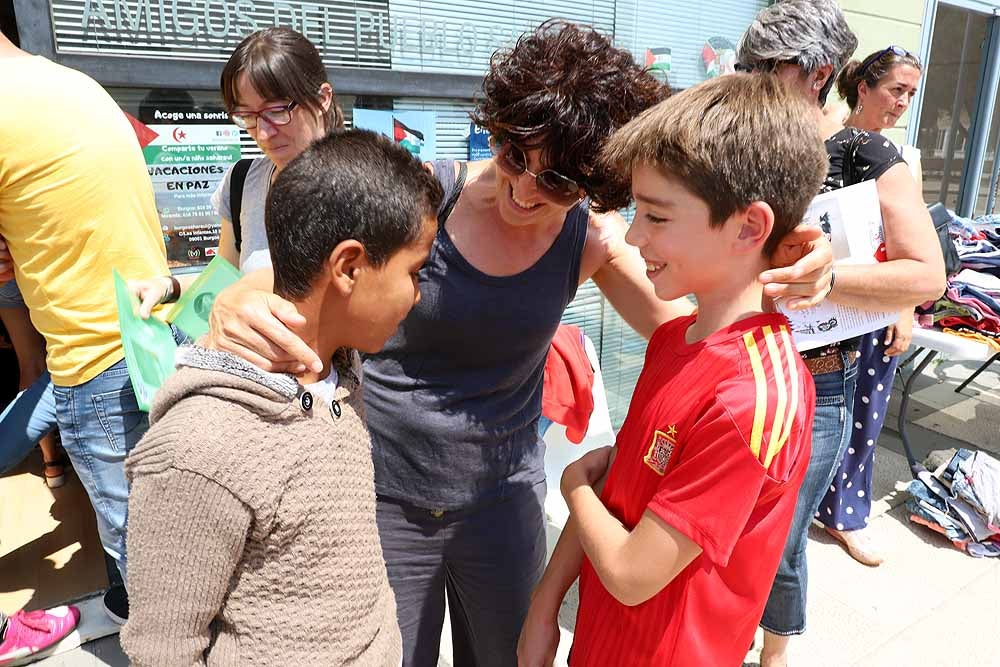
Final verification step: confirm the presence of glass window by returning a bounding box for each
[915,4,990,211]
[99,0,771,423]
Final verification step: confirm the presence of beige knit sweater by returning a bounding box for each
[122,346,401,666]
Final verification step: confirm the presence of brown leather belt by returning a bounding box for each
[802,351,858,376]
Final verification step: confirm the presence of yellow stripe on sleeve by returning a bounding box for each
[776,326,800,454]
[762,326,789,467]
[742,331,768,460]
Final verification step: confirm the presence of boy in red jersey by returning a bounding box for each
[518,73,828,666]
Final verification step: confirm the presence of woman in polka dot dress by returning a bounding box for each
[818,328,908,564]
[817,46,925,566]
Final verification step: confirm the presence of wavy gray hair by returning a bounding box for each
[737,0,858,105]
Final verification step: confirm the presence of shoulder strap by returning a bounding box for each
[563,199,592,305]
[438,161,468,226]
[229,158,253,253]
[842,129,867,187]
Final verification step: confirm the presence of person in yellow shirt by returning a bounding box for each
[0,30,170,625]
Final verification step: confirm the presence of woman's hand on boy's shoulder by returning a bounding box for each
[207,271,322,374]
[761,224,834,310]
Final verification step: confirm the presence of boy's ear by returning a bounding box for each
[734,201,774,253]
[325,240,367,295]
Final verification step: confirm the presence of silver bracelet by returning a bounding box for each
[825,268,837,299]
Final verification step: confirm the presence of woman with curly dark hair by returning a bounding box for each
[205,20,834,666]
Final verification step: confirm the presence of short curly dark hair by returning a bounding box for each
[470,20,668,212]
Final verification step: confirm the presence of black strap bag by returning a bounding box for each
[927,202,962,278]
[228,158,253,254]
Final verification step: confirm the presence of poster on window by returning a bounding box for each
[469,123,492,160]
[129,112,242,269]
[702,36,737,79]
[353,109,437,161]
[645,46,673,76]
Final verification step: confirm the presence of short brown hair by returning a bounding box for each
[601,73,828,255]
[470,20,668,213]
[221,27,344,133]
[836,48,923,110]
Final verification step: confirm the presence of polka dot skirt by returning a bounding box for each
[817,328,899,531]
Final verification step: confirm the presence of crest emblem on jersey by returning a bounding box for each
[644,426,677,476]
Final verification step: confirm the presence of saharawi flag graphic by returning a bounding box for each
[393,118,425,156]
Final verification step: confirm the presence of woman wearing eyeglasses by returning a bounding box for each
[129,27,344,310]
[204,20,835,666]
[737,3,944,666]
[814,47,924,568]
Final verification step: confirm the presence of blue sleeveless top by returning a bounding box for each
[363,160,590,510]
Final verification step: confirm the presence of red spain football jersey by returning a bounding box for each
[571,313,815,667]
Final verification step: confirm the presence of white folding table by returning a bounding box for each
[896,327,995,473]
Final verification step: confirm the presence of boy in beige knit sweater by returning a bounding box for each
[122,129,443,666]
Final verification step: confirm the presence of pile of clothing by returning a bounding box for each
[906,448,1000,558]
[915,215,1000,350]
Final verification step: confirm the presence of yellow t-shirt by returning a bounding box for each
[0,56,168,386]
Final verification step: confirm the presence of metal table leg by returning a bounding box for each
[897,347,938,476]
[955,351,1000,393]
[897,348,925,371]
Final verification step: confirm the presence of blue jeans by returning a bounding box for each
[0,279,25,307]
[760,352,858,635]
[0,370,57,473]
[51,357,150,582]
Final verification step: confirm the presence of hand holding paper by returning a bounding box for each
[778,181,898,351]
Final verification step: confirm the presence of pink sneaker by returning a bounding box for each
[0,605,81,666]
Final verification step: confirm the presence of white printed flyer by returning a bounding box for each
[778,180,899,351]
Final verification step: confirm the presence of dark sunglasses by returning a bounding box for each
[493,141,582,207]
[858,46,914,76]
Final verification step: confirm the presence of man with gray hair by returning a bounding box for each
[737,0,858,106]
[737,8,860,662]
[737,1,945,666]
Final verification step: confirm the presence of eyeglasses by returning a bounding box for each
[858,46,914,76]
[229,100,299,130]
[493,141,582,206]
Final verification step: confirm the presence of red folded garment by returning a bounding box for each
[939,316,1000,334]
[542,325,595,444]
